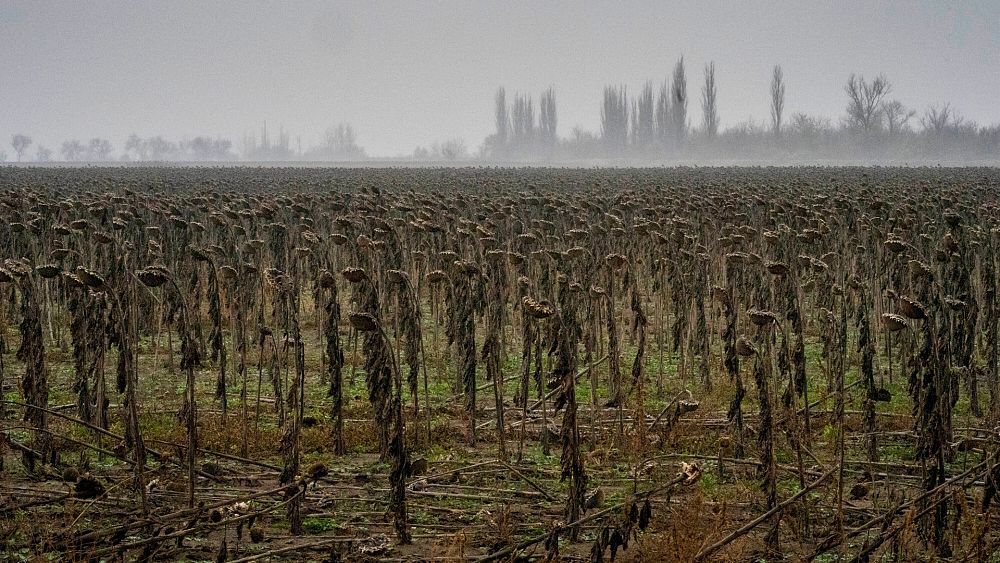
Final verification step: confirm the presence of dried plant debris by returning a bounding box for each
[0,166,996,562]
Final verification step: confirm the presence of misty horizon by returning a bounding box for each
[1,1,999,161]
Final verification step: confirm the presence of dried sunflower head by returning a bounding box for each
[386,269,409,284]
[747,309,777,326]
[522,297,555,319]
[317,269,336,288]
[136,267,169,288]
[341,267,369,284]
[75,267,105,289]
[735,337,756,357]
[35,264,61,279]
[881,313,908,332]
[349,312,379,332]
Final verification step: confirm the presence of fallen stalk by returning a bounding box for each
[694,465,838,562]
[806,457,990,561]
[473,470,688,562]
[84,485,305,558]
[54,480,301,551]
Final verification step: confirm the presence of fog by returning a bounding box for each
[1,1,999,163]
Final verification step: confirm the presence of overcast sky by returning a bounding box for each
[1,1,999,157]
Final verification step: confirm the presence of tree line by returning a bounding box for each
[2,122,368,164]
[2,134,235,163]
[6,64,1000,163]
[485,59,1000,162]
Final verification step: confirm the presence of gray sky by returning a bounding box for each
[1,1,999,157]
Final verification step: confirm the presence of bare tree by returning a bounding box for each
[844,74,891,133]
[510,93,535,154]
[146,136,179,160]
[60,139,84,162]
[539,88,558,149]
[11,134,32,162]
[630,98,638,148]
[633,81,655,149]
[701,62,719,138]
[125,134,148,161]
[304,123,365,160]
[434,138,468,160]
[671,57,688,145]
[881,99,915,135]
[921,103,963,134]
[601,85,628,153]
[790,113,832,141]
[494,87,510,152]
[770,65,785,138]
[35,146,52,162]
[655,80,671,147]
[185,136,236,161]
[87,138,114,161]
